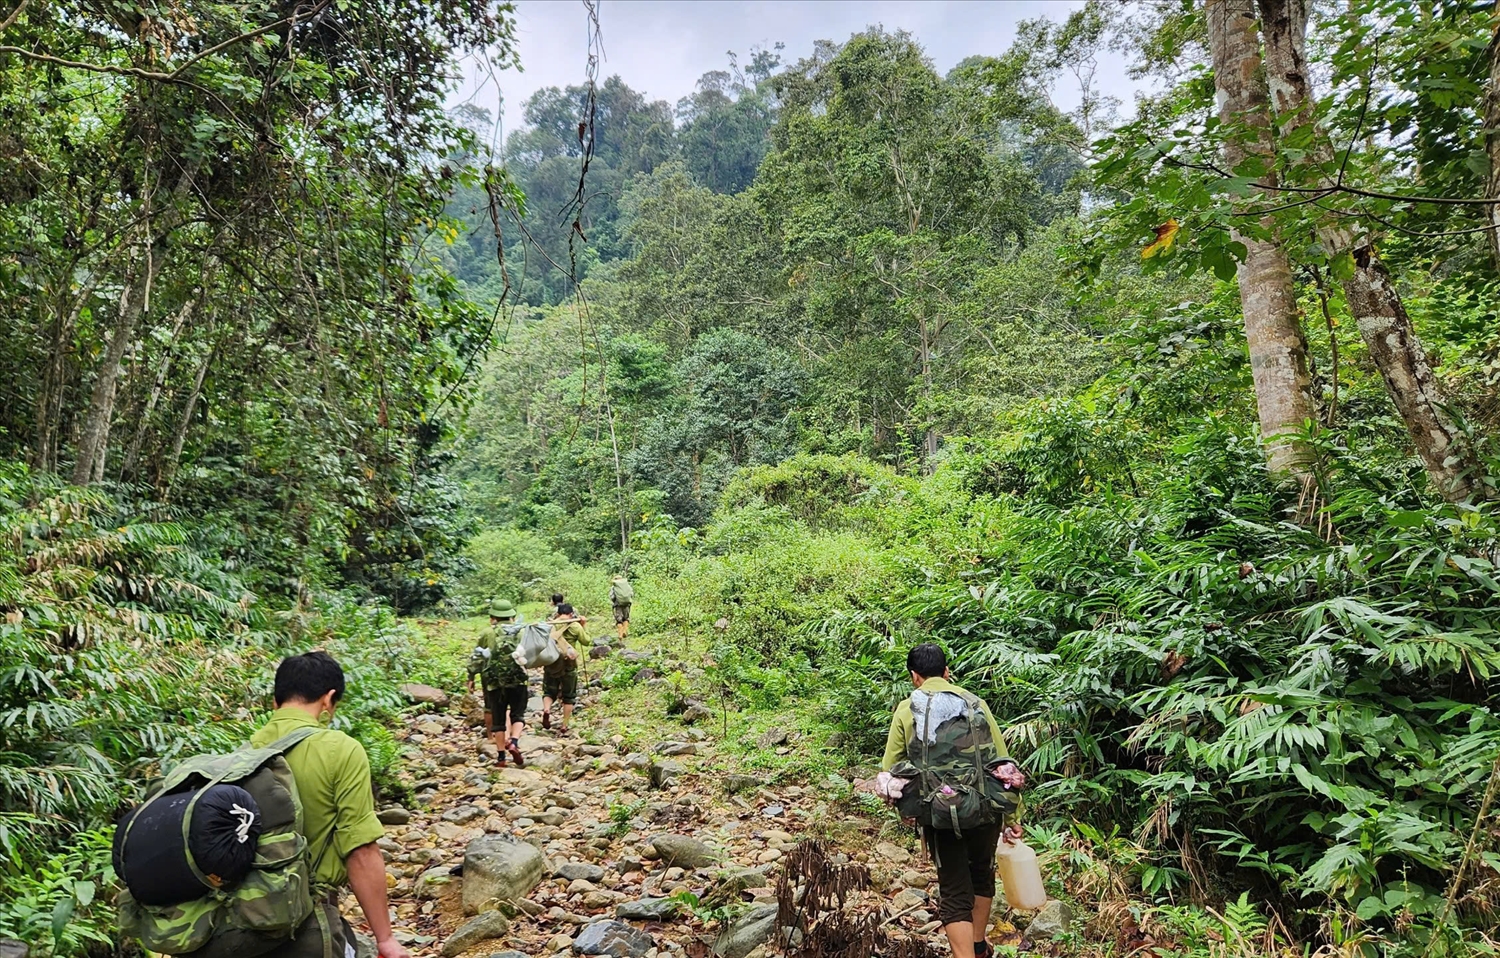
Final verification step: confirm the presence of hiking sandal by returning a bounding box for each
[541,711,552,730]
[508,740,526,768]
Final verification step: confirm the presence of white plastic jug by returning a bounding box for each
[995,838,1046,910]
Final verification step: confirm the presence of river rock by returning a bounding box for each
[439,753,469,767]
[416,866,453,899]
[441,911,510,957]
[0,941,27,958]
[756,729,788,748]
[1026,900,1076,939]
[681,703,714,724]
[443,805,484,824]
[463,834,547,915]
[556,861,605,882]
[573,920,654,958]
[713,904,778,958]
[723,775,757,794]
[490,952,530,958]
[649,760,683,789]
[615,897,681,921]
[401,683,450,706]
[377,806,411,825]
[650,834,718,869]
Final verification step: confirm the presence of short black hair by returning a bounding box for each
[274,651,346,707]
[551,593,564,605]
[557,602,575,616]
[907,643,947,678]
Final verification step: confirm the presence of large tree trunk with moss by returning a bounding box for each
[1259,0,1491,502]
[1207,0,1318,482]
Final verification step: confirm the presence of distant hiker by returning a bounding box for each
[880,643,1025,958]
[609,573,633,643]
[467,599,529,767]
[541,602,584,733]
[255,652,412,958]
[550,592,586,627]
[112,651,410,958]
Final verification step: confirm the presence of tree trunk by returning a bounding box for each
[1486,17,1500,271]
[72,237,158,485]
[1259,0,1491,502]
[121,294,198,481]
[160,342,214,496]
[1207,0,1318,481]
[33,270,100,474]
[919,311,938,469]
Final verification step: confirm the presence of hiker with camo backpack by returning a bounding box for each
[114,651,411,958]
[879,643,1025,958]
[467,598,529,767]
[540,602,584,734]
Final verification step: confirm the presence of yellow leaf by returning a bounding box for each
[1142,219,1181,259]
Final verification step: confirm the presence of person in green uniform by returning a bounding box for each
[541,603,583,733]
[880,644,1025,958]
[250,651,411,958]
[466,599,529,767]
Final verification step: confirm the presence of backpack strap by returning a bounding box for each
[265,725,326,756]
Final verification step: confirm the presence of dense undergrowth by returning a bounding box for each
[462,300,1500,955]
[0,464,448,954]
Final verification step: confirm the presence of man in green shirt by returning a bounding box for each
[880,644,1024,958]
[249,651,410,958]
[541,603,583,734]
[467,599,529,767]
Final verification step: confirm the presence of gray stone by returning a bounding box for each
[680,704,714,724]
[440,753,469,767]
[649,760,683,789]
[723,775,757,795]
[756,729,788,748]
[1026,899,1076,940]
[442,911,511,957]
[402,682,451,706]
[377,806,411,825]
[489,952,530,958]
[615,897,682,921]
[590,645,612,660]
[761,805,784,818]
[636,668,658,683]
[417,866,454,899]
[625,753,651,769]
[353,931,377,958]
[463,834,547,916]
[714,617,730,631]
[573,920,654,958]
[555,861,605,882]
[655,741,697,756]
[443,805,484,824]
[713,904,778,958]
[650,834,718,869]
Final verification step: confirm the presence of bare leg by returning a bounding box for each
[542,696,554,729]
[972,897,992,951]
[562,701,574,730]
[943,921,976,958]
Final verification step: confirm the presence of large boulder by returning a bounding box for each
[401,683,450,707]
[713,904,778,958]
[0,941,27,958]
[573,920,654,958]
[650,834,718,869]
[441,911,510,957]
[462,834,546,916]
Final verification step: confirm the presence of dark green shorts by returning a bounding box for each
[263,902,352,958]
[543,665,578,705]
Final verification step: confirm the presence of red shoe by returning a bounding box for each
[508,741,526,768]
[496,750,507,767]
[542,711,552,730]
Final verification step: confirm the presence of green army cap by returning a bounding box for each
[488,599,518,619]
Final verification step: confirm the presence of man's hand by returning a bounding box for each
[466,678,475,694]
[1002,824,1023,844]
[376,937,412,958]
[992,761,1026,790]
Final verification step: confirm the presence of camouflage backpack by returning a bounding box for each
[890,688,1019,833]
[115,727,325,957]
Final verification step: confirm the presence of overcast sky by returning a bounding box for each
[451,0,1136,150]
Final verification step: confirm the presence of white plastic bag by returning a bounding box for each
[511,622,560,668]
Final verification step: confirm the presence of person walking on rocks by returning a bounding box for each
[879,643,1025,958]
[466,598,529,767]
[609,573,633,643]
[252,651,412,958]
[541,602,584,733]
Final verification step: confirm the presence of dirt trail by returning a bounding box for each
[349,648,961,958]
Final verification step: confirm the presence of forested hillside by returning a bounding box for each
[3,0,1500,956]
